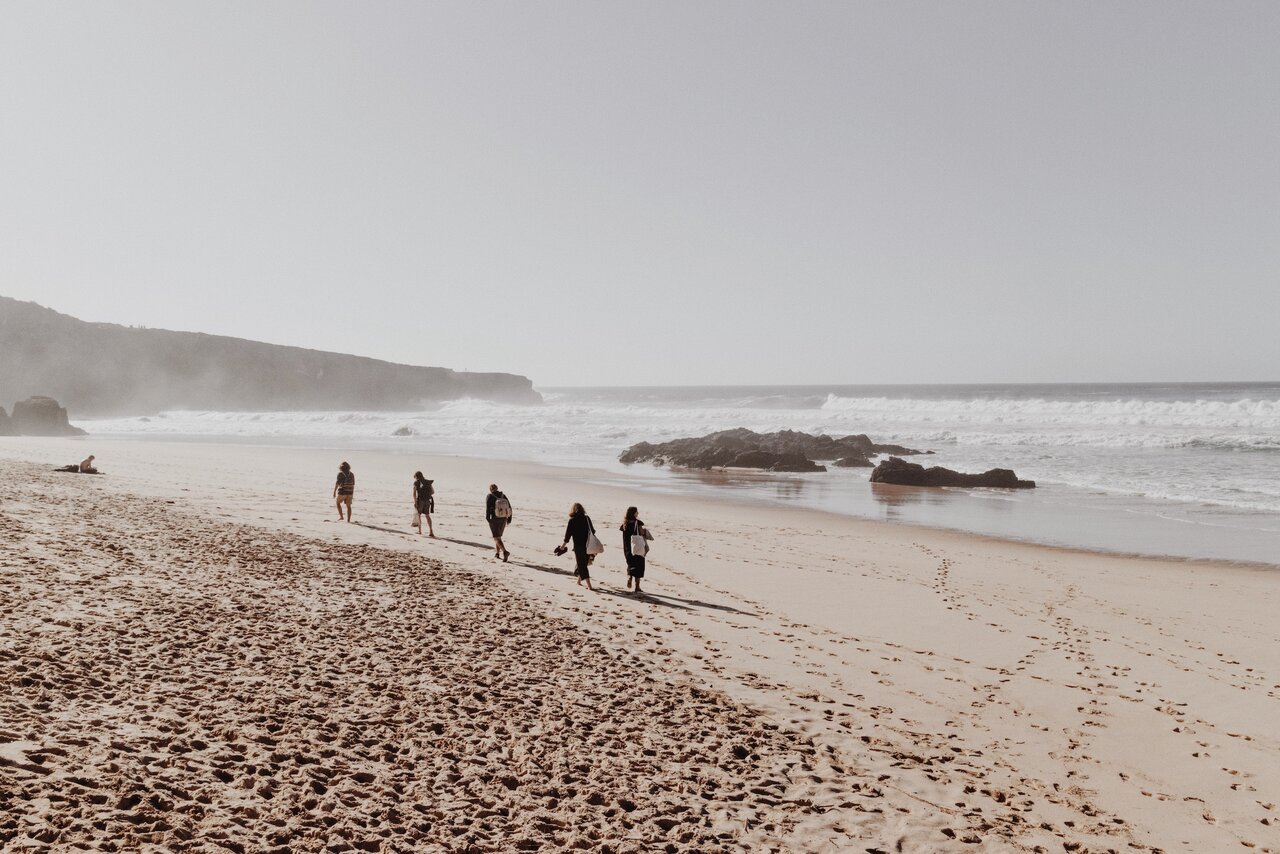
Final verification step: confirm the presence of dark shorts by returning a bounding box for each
[416,498,432,515]
[626,554,646,578]
[574,549,590,579]
[488,518,507,538]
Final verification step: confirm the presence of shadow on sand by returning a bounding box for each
[438,536,499,551]
[354,525,754,617]
[352,521,415,536]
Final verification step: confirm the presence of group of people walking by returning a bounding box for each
[332,462,654,594]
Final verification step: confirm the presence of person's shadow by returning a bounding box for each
[437,536,498,551]
[361,527,756,617]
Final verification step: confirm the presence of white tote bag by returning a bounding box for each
[629,521,649,556]
[584,518,605,555]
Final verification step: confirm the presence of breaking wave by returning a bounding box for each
[83,384,1280,515]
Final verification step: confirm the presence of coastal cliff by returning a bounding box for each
[0,297,541,415]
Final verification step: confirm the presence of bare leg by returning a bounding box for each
[336,498,345,521]
[426,513,436,537]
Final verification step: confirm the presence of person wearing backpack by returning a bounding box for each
[333,461,355,522]
[412,471,436,538]
[485,483,512,562]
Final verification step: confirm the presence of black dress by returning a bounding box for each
[564,514,595,579]
[621,518,646,579]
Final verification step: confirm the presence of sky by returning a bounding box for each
[1,2,1277,387]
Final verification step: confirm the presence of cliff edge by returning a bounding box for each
[0,297,541,415]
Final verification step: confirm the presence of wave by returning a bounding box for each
[819,393,1280,424]
[88,397,1280,452]
[81,391,1280,517]
[888,430,1280,452]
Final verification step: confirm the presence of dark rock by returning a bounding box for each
[0,406,11,436]
[618,442,657,465]
[619,428,924,472]
[392,426,415,437]
[869,457,1035,488]
[10,396,87,436]
[728,451,826,472]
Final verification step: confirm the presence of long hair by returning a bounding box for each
[570,502,585,517]
[622,506,638,525]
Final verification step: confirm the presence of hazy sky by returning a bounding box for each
[1,2,1277,387]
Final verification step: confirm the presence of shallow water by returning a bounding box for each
[80,382,1280,566]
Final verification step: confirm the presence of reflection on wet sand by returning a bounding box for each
[870,483,1019,518]
[668,467,814,501]
[595,461,1280,564]
[870,482,952,512]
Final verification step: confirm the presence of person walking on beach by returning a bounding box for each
[620,506,651,594]
[562,503,597,591]
[485,483,512,561]
[412,471,436,537]
[333,461,355,522]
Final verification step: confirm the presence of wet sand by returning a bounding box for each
[2,438,1278,852]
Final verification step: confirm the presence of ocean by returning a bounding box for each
[83,382,1280,566]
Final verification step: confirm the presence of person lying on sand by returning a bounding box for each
[55,455,100,474]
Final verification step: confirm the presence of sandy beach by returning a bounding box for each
[3,437,1278,853]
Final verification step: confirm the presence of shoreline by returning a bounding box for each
[23,431,1280,569]
[4,436,1279,850]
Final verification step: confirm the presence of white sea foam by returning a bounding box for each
[85,386,1280,516]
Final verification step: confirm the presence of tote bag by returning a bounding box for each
[629,521,649,556]
[585,518,605,555]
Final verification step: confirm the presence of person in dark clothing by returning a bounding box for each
[333,461,355,522]
[620,505,649,594]
[412,471,436,538]
[562,502,596,590]
[485,483,512,562]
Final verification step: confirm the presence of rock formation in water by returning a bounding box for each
[0,296,541,415]
[8,396,88,436]
[0,406,12,436]
[870,456,1036,488]
[619,428,925,472]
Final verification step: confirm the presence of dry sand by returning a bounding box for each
[2,438,1278,853]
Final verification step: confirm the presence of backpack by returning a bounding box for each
[494,494,512,519]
